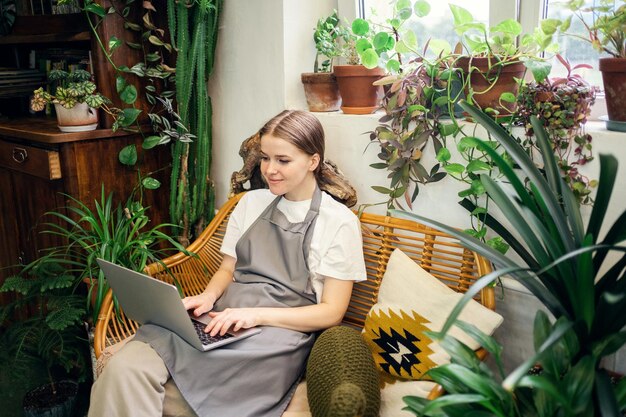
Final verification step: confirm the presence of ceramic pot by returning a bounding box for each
[301,72,341,112]
[54,103,98,132]
[333,65,385,114]
[456,56,526,116]
[23,380,78,417]
[599,57,626,122]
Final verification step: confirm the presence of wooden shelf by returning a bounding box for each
[0,32,91,45]
[0,14,90,45]
[0,117,135,144]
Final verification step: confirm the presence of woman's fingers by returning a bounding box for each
[205,309,256,336]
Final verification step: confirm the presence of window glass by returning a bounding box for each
[544,0,612,87]
[363,0,489,56]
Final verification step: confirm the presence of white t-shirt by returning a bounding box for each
[220,189,367,303]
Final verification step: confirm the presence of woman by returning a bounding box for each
[89,110,366,417]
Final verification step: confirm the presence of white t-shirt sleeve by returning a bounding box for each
[219,195,248,259]
[316,216,366,282]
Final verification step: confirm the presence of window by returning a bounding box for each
[360,0,613,87]
[362,0,489,54]
[544,0,614,87]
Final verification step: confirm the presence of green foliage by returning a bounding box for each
[168,0,222,245]
[450,3,556,61]
[1,185,189,324]
[515,55,598,205]
[0,254,89,385]
[393,102,626,416]
[312,11,349,72]
[30,69,111,111]
[556,0,626,58]
[350,0,425,73]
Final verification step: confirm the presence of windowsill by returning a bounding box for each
[315,110,625,137]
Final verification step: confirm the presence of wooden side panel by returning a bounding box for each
[91,0,151,128]
[60,134,171,229]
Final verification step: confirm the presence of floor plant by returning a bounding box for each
[395,101,626,416]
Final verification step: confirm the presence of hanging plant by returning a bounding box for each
[515,54,598,204]
[367,58,449,211]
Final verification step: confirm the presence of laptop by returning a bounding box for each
[96,259,261,351]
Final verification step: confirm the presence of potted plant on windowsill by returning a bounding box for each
[557,0,626,123]
[515,53,598,205]
[332,16,390,115]
[301,11,345,112]
[449,4,556,117]
[30,69,115,132]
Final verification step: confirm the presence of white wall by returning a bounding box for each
[209,0,626,374]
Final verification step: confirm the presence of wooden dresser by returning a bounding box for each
[0,118,171,306]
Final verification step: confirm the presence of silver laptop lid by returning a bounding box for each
[96,259,260,351]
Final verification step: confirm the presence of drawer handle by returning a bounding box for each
[12,147,28,163]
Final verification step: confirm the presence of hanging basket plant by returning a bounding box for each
[515,55,597,205]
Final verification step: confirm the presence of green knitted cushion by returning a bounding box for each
[306,326,380,417]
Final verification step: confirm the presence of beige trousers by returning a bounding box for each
[88,340,197,417]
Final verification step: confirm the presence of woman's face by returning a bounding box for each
[260,134,319,201]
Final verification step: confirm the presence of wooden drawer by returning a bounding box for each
[0,140,62,180]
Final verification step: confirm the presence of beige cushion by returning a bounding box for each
[362,248,503,380]
[380,380,437,417]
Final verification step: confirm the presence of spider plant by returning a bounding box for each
[394,101,626,416]
[1,185,188,323]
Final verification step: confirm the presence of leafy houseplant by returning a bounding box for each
[556,0,626,122]
[5,186,187,324]
[330,12,386,114]
[62,0,223,246]
[0,258,88,417]
[450,4,555,116]
[397,101,626,416]
[30,69,114,132]
[301,11,346,112]
[350,0,432,73]
[516,54,597,205]
[367,57,458,211]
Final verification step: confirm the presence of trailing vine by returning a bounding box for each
[63,0,222,244]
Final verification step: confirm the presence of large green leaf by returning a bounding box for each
[480,175,550,267]
[595,369,621,417]
[460,101,575,254]
[588,154,618,244]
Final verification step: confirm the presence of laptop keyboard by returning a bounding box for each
[192,320,234,345]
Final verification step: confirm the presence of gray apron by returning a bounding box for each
[134,186,322,417]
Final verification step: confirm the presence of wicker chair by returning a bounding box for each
[93,192,495,408]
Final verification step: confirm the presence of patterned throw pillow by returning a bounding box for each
[362,248,503,381]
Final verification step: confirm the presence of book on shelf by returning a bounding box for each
[0,68,45,98]
[21,0,81,15]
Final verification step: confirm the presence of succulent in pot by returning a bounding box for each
[30,69,114,132]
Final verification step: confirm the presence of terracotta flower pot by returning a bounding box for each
[599,57,626,122]
[456,56,527,116]
[333,65,385,114]
[301,72,341,112]
[54,102,98,132]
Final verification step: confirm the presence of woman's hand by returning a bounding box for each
[205,308,260,336]
[182,292,216,318]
